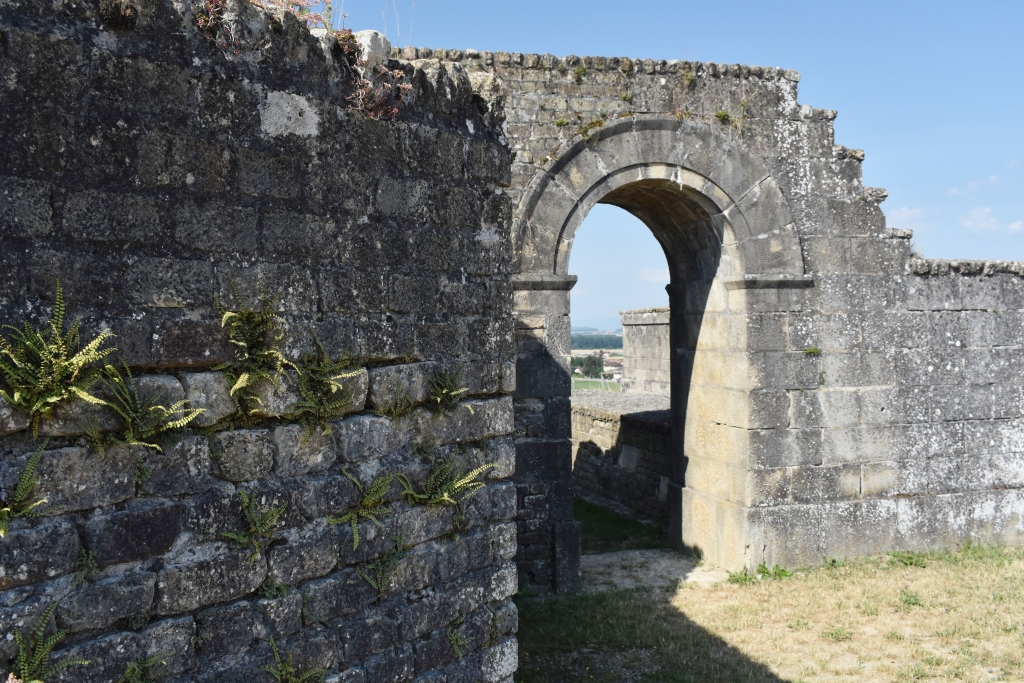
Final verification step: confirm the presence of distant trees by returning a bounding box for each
[571,353,604,378]
[571,334,622,349]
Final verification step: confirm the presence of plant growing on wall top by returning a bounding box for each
[0,444,50,538]
[214,284,295,420]
[0,282,116,437]
[83,364,204,455]
[329,471,394,549]
[8,602,89,683]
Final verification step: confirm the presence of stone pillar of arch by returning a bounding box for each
[512,115,811,588]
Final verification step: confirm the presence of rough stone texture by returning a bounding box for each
[211,429,276,482]
[0,398,29,436]
[571,390,672,523]
[57,572,156,632]
[181,372,238,427]
[0,3,516,680]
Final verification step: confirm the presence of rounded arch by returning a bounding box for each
[509,115,812,576]
[513,114,806,282]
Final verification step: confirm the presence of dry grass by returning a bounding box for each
[677,544,1024,682]
[517,543,1024,682]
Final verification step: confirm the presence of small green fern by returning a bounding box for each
[447,614,468,660]
[117,652,169,683]
[328,471,393,550]
[72,547,98,589]
[0,443,50,538]
[397,458,494,509]
[427,371,472,417]
[220,490,287,566]
[357,535,407,602]
[84,364,204,455]
[0,281,116,437]
[370,390,414,420]
[264,637,326,683]
[285,331,360,435]
[9,602,90,682]
[214,284,295,419]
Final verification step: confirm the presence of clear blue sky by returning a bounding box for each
[338,0,1024,330]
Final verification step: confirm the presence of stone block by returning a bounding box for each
[267,521,340,586]
[407,397,515,446]
[196,600,259,660]
[363,643,415,683]
[341,612,399,662]
[332,414,405,463]
[138,435,213,497]
[50,631,142,683]
[82,500,183,567]
[20,444,136,514]
[211,429,275,482]
[141,617,196,676]
[273,424,336,477]
[288,472,361,518]
[301,567,377,624]
[0,396,29,435]
[181,372,237,427]
[156,547,267,615]
[0,176,52,237]
[256,590,302,639]
[0,520,78,590]
[37,397,123,437]
[480,637,518,683]
[367,362,438,408]
[57,572,156,632]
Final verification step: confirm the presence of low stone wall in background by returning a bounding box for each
[570,391,672,525]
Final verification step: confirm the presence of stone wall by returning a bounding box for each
[571,391,671,523]
[620,308,671,395]
[0,2,518,681]
[397,45,1024,573]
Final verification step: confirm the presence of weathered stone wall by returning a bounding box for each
[0,2,518,681]
[620,308,671,395]
[570,391,671,523]
[393,45,1024,575]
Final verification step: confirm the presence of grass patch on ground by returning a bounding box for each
[574,496,669,555]
[572,378,622,392]
[517,541,1024,682]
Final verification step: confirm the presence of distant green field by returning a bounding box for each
[572,378,621,392]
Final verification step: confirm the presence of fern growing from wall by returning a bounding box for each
[329,471,393,550]
[0,281,116,437]
[214,284,294,420]
[0,443,50,538]
[221,490,287,566]
[8,602,89,682]
[83,364,204,455]
[286,331,360,436]
[263,638,326,683]
[427,371,472,418]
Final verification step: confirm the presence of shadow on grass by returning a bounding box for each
[515,586,787,683]
[574,496,670,555]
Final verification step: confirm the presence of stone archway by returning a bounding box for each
[512,115,811,589]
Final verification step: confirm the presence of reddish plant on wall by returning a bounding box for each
[348,67,413,121]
